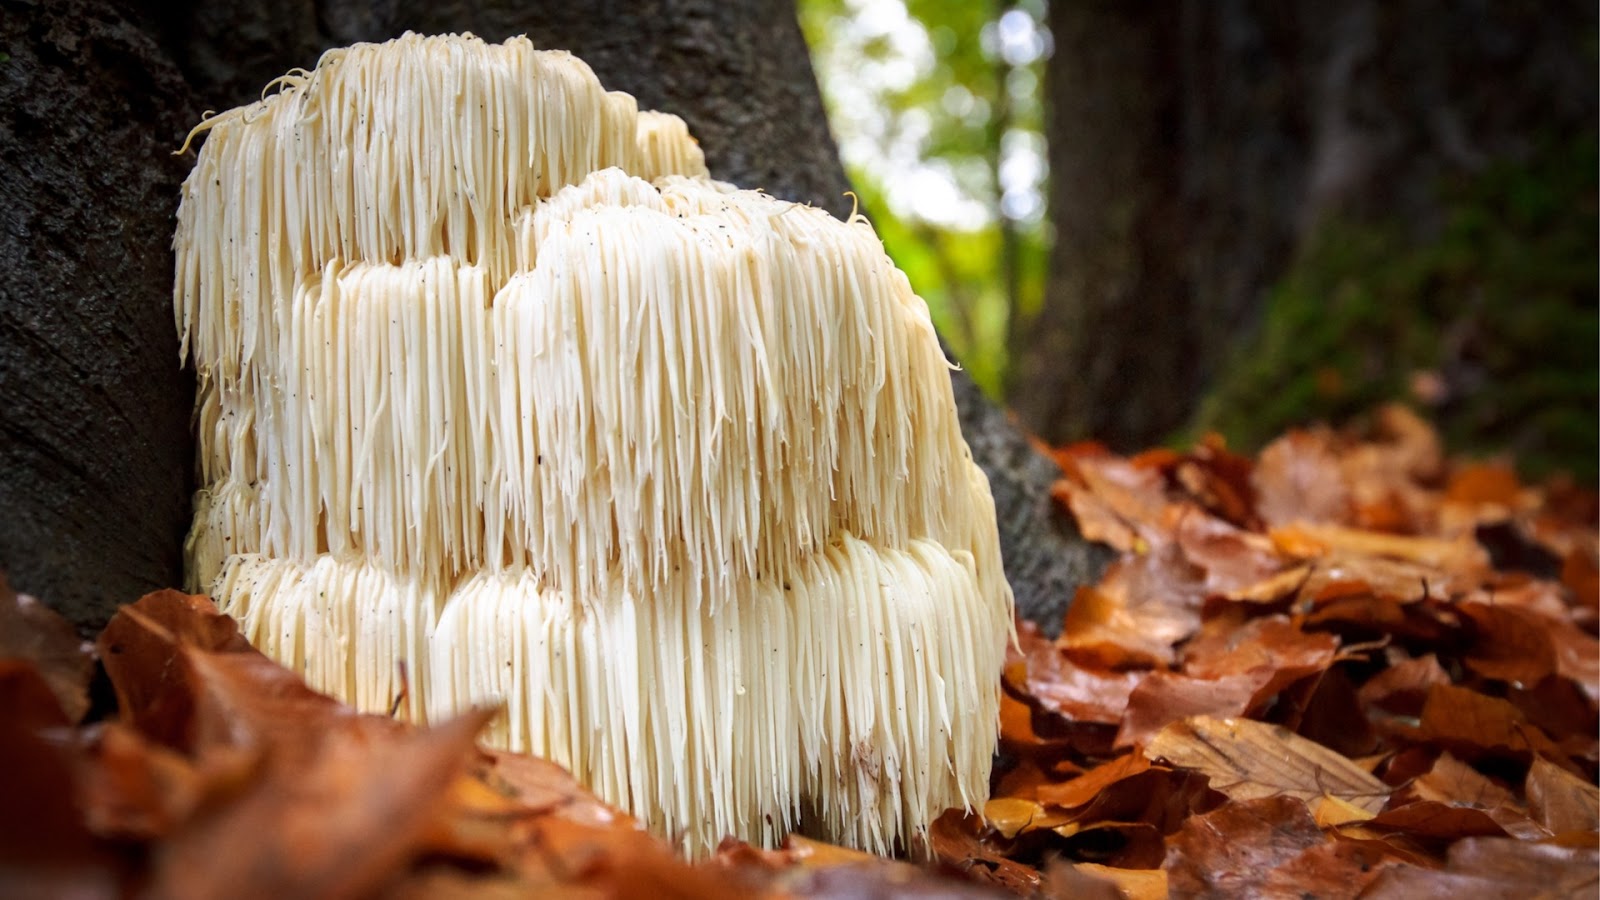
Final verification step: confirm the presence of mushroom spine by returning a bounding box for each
[176,32,1013,856]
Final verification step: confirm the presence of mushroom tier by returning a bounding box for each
[213,528,1006,855]
[176,33,1012,858]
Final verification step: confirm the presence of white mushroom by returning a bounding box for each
[176,32,1012,857]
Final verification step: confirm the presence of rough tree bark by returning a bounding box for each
[1,0,1103,631]
[0,0,199,631]
[1009,0,1192,450]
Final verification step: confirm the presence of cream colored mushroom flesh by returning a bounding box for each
[176,32,1013,857]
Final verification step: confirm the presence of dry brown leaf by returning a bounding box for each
[1252,429,1354,528]
[1359,653,1453,715]
[1458,602,1559,687]
[1368,801,1525,841]
[0,659,72,731]
[1445,462,1528,510]
[1116,671,1270,748]
[1164,795,1394,900]
[1272,522,1489,574]
[0,670,109,871]
[96,591,255,752]
[1562,548,1599,616]
[928,810,1041,894]
[1546,617,1600,703]
[1033,753,1156,811]
[1067,863,1167,900]
[1313,794,1378,827]
[982,797,1070,839]
[1181,614,1339,689]
[1060,551,1205,669]
[0,575,95,724]
[1363,836,1599,899]
[1013,623,1146,727]
[1145,715,1390,813]
[1169,506,1287,594]
[74,721,248,842]
[1256,838,1401,900]
[1407,752,1516,809]
[1526,757,1600,834]
[1222,563,1313,604]
[1057,455,1174,554]
[1417,683,1570,766]
[148,710,492,900]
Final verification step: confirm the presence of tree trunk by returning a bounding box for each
[1015,0,1595,450]
[2,0,1104,631]
[0,0,199,632]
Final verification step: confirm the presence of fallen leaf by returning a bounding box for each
[1221,563,1313,605]
[0,659,72,731]
[1252,429,1354,528]
[1145,716,1390,813]
[1164,795,1385,899]
[1181,614,1339,693]
[1526,757,1600,834]
[1014,623,1145,727]
[1116,671,1270,748]
[1060,551,1205,668]
[1174,435,1259,529]
[1406,752,1516,809]
[1363,836,1599,899]
[1417,684,1569,766]
[1066,863,1166,900]
[927,810,1041,894]
[1561,548,1599,616]
[1295,666,1383,758]
[1255,837,1401,899]
[982,797,1069,839]
[1313,794,1378,828]
[1033,753,1155,811]
[0,575,95,724]
[1169,507,1286,594]
[1446,462,1527,510]
[1368,801,1525,841]
[1546,617,1600,703]
[0,673,108,870]
[1056,455,1172,553]
[147,709,493,900]
[1458,602,1558,687]
[1050,819,1167,869]
[74,722,247,842]
[1272,522,1489,574]
[1359,653,1453,715]
[96,591,254,752]
[1038,859,1124,900]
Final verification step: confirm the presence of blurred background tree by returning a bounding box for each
[799,0,1051,396]
[800,0,1598,482]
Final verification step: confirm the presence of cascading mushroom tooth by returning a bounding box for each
[175,31,1012,859]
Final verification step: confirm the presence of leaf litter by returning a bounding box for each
[2,404,1595,897]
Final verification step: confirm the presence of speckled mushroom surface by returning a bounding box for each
[176,31,1012,857]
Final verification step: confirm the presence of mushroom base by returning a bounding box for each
[211,533,1008,857]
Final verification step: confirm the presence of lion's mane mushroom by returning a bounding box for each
[176,32,1012,856]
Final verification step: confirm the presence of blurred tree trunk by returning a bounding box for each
[1013,0,1596,449]
[1009,0,1191,449]
[3,0,1106,631]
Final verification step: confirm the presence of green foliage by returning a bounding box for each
[1195,137,1599,482]
[798,0,1049,396]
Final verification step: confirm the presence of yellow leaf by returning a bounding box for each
[1313,793,1378,828]
[1074,864,1168,900]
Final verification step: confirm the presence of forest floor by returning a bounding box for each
[3,404,1596,898]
